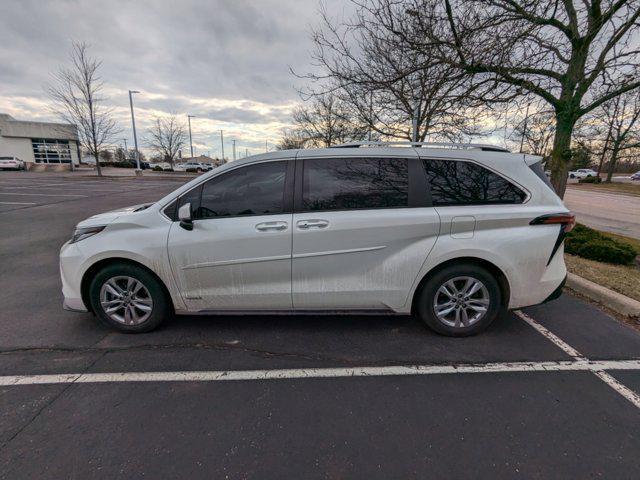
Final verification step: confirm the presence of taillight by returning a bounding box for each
[530,213,576,232]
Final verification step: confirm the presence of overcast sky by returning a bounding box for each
[0,0,351,158]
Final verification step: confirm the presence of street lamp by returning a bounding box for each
[220,130,225,162]
[128,90,141,171]
[187,115,196,158]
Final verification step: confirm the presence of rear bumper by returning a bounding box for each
[543,274,566,303]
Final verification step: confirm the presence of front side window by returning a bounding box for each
[302,157,409,211]
[423,159,526,206]
[198,161,287,218]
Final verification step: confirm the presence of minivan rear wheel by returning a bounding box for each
[89,263,170,333]
[416,264,503,337]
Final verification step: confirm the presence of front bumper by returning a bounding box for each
[63,298,88,312]
[60,241,89,313]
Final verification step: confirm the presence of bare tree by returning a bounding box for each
[357,0,640,197]
[47,42,118,176]
[509,106,557,157]
[597,90,640,181]
[292,94,368,147]
[146,115,187,169]
[276,128,308,150]
[302,4,498,142]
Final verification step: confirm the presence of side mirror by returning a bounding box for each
[178,203,193,231]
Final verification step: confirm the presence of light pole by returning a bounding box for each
[187,115,196,158]
[520,102,531,153]
[123,138,128,158]
[232,139,236,161]
[128,90,141,170]
[220,130,225,162]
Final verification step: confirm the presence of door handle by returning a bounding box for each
[255,221,288,232]
[297,219,329,230]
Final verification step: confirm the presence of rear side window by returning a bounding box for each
[302,157,409,211]
[198,161,287,218]
[529,161,556,193]
[423,159,526,206]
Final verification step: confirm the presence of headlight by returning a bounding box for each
[70,225,106,244]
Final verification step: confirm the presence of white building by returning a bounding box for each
[0,113,80,166]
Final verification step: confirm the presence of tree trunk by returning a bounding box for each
[596,124,613,178]
[94,146,102,177]
[606,143,620,183]
[549,114,574,198]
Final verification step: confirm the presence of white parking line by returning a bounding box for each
[0,201,37,205]
[1,359,639,387]
[515,309,640,409]
[514,310,585,360]
[0,192,86,197]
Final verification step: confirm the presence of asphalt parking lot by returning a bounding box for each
[0,171,639,479]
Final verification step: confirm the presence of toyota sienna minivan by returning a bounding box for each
[60,142,573,336]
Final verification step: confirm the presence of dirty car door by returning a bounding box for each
[167,160,294,311]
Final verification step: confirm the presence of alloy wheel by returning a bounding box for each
[433,276,490,328]
[99,276,153,325]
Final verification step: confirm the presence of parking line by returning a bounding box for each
[1,359,640,387]
[515,309,640,409]
[514,310,585,360]
[0,192,86,197]
[0,201,37,205]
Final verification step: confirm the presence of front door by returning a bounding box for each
[167,160,294,311]
[292,155,440,311]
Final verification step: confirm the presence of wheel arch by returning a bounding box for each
[81,257,176,314]
[410,257,511,315]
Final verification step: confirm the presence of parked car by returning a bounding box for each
[151,162,173,171]
[568,168,597,179]
[0,156,25,170]
[631,171,640,181]
[172,163,187,172]
[60,142,572,336]
[183,162,213,173]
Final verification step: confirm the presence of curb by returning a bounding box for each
[566,272,640,318]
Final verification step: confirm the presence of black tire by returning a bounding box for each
[89,263,171,333]
[416,263,503,337]
[569,174,575,178]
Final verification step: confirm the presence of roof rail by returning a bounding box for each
[329,141,510,153]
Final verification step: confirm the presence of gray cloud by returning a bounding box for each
[0,0,353,151]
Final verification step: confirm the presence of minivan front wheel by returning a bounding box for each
[416,264,503,336]
[89,263,170,333]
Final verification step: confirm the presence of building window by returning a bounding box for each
[31,139,72,164]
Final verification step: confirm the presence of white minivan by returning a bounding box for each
[60,143,573,336]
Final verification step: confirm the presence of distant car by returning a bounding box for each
[631,171,640,181]
[152,162,174,171]
[0,156,24,170]
[173,163,187,172]
[568,168,597,179]
[183,162,212,173]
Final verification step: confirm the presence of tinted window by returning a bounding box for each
[423,159,526,205]
[302,157,409,211]
[528,160,555,193]
[198,161,287,218]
